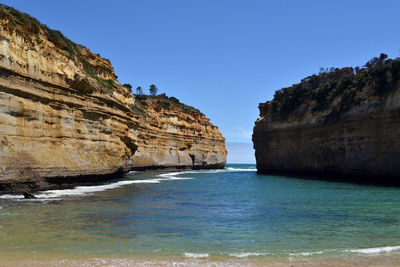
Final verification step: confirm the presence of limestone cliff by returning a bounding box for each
[0,5,226,192]
[253,54,400,182]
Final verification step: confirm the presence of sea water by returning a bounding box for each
[1,164,400,265]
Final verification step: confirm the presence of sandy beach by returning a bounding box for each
[2,252,400,267]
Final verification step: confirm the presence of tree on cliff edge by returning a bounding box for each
[136,86,143,95]
[149,84,158,96]
[123,83,132,90]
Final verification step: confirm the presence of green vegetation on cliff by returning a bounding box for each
[0,4,118,94]
[1,4,205,121]
[270,54,400,122]
[134,93,203,116]
[0,4,76,56]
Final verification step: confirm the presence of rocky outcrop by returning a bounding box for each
[0,5,226,193]
[253,55,400,182]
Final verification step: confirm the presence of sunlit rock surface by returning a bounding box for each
[0,6,226,192]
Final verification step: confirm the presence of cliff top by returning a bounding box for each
[0,4,210,123]
[262,54,400,122]
[0,4,127,95]
[135,93,203,115]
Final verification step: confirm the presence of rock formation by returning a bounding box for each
[0,5,226,193]
[253,54,400,182]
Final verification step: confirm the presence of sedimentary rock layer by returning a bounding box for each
[0,6,226,192]
[253,60,400,181]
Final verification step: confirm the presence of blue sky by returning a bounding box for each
[226,142,255,164]
[4,0,400,148]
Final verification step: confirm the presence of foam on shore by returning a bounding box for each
[229,252,269,258]
[346,246,400,254]
[184,252,209,258]
[0,166,253,201]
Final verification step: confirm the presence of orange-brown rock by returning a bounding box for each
[0,6,226,192]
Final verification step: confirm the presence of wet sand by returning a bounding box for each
[1,252,400,267]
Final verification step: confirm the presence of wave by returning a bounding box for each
[184,167,257,173]
[288,246,400,257]
[289,251,327,256]
[345,246,400,254]
[184,252,209,258]
[34,178,174,199]
[0,166,254,200]
[158,167,256,179]
[0,194,24,199]
[226,246,400,258]
[225,167,257,172]
[159,171,195,178]
[0,175,193,200]
[229,252,269,258]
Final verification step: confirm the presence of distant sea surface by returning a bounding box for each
[1,164,400,266]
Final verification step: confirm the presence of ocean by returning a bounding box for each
[1,164,400,266]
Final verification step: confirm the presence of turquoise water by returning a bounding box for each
[1,164,400,259]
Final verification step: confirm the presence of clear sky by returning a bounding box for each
[226,142,255,164]
[4,0,400,147]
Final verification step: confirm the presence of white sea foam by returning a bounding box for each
[184,252,209,258]
[287,246,400,257]
[229,252,268,258]
[289,251,326,256]
[0,166,252,201]
[184,167,257,174]
[0,172,195,200]
[158,171,195,180]
[34,179,162,199]
[182,169,227,174]
[225,167,257,172]
[159,167,256,179]
[159,171,188,177]
[163,176,194,180]
[0,194,24,199]
[345,246,400,254]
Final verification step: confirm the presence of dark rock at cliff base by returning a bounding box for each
[23,192,36,199]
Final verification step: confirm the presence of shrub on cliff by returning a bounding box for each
[0,4,40,34]
[134,94,203,115]
[157,100,171,110]
[270,54,400,120]
[123,83,132,90]
[0,4,123,97]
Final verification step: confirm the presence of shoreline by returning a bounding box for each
[0,164,225,196]
[1,252,400,267]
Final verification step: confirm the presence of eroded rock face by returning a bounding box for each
[0,6,226,192]
[253,74,400,181]
[130,100,226,170]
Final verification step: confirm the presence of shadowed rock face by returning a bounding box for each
[253,67,400,182]
[0,6,226,192]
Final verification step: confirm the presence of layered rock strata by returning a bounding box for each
[0,6,226,192]
[253,59,400,182]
